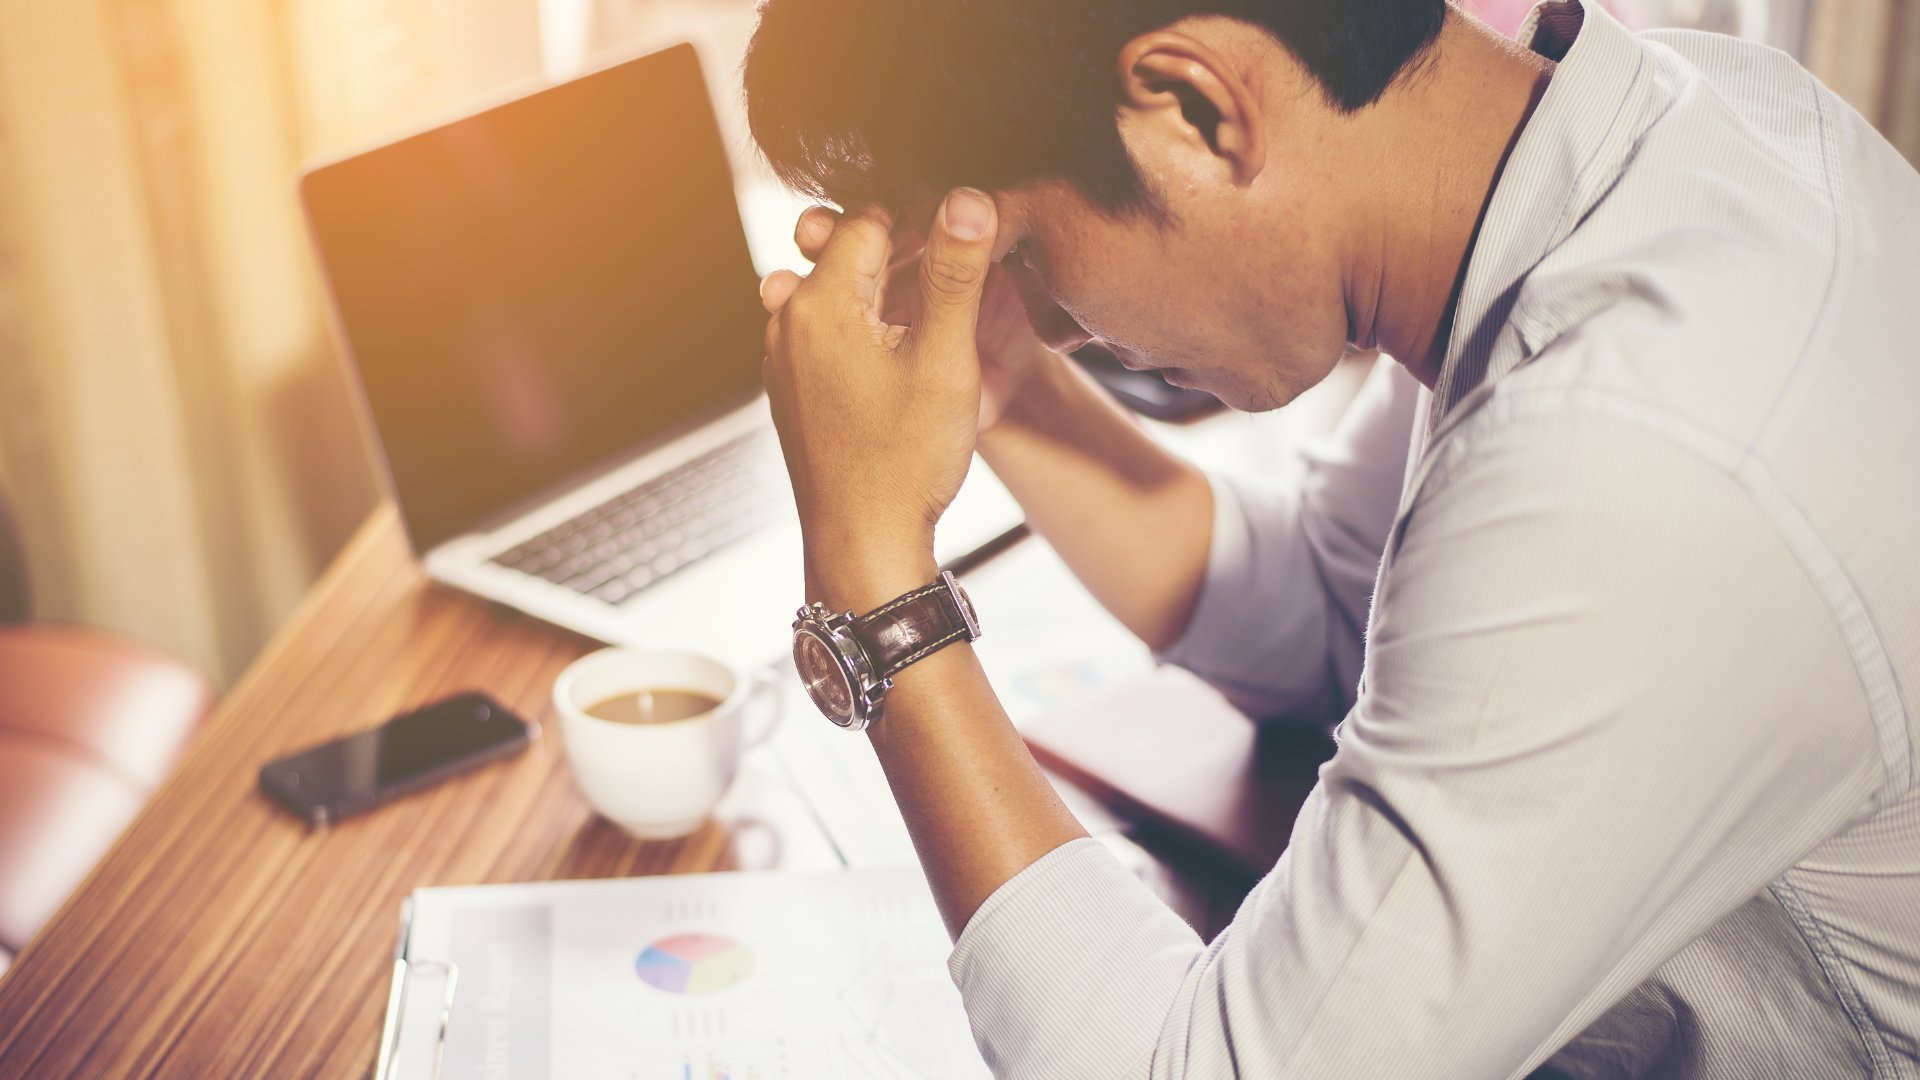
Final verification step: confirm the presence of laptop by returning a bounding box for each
[300,44,1021,668]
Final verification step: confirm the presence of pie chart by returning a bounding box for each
[636,933,754,995]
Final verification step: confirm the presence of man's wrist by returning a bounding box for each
[983,342,1075,430]
[979,349,1080,448]
[804,540,939,616]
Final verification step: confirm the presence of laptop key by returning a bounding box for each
[562,565,621,595]
[590,579,636,605]
[540,551,602,584]
[493,429,783,601]
[522,547,568,574]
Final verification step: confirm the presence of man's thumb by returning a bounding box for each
[911,188,997,349]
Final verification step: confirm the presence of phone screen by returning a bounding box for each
[259,693,531,822]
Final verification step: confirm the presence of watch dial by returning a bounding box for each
[794,630,856,723]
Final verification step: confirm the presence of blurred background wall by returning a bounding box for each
[0,0,551,685]
[0,0,1913,688]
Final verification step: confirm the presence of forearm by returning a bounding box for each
[978,354,1213,650]
[808,550,1088,938]
[768,195,1123,942]
[871,646,1088,937]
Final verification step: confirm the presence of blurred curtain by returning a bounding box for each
[1638,0,1919,163]
[1806,0,1919,163]
[0,0,544,685]
[1461,0,1918,163]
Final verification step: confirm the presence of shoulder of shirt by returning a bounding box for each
[1402,370,1917,804]
[1399,30,1919,807]
[1505,32,1861,439]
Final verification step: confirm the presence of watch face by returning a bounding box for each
[794,628,857,724]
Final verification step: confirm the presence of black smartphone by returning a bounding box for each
[258,692,536,825]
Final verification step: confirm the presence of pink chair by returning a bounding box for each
[0,489,214,974]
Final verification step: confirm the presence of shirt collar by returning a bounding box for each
[1428,0,1654,429]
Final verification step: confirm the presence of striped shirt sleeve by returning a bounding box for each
[1157,356,1420,720]
[951,406,1882,1078]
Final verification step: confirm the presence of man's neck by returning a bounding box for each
[1344,11,1556,388]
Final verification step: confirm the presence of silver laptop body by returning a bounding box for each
[301,44,1018,670]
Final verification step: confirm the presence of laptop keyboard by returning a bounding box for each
[489,431,786,607]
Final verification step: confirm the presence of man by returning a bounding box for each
[747,0,1920,1075]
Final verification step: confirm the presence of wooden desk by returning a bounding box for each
[0,361,1367,1076]
[0,505,837,1077]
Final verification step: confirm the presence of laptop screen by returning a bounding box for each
[302,44,768,552]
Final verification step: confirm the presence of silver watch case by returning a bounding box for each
[792,602,890,731]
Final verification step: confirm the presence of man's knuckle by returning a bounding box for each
[923,256,983,301]
[835,292,874,326]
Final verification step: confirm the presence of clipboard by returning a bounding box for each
[374,898,460,1080]
[367,869,989,1079]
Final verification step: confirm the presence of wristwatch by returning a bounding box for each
[791,570,982,730]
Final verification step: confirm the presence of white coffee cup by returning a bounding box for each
[552,647,782,839]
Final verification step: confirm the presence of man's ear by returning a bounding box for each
[1114,30,1267,190]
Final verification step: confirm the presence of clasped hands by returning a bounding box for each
[758,189,1022,608]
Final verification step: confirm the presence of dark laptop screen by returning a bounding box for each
[302,44,767,552]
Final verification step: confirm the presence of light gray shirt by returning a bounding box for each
[948,2,1920,1076]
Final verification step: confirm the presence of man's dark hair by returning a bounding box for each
[744,0,1447,212]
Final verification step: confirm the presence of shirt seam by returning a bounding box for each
[1408,387,1912,803]
[1769,873,1904,1077]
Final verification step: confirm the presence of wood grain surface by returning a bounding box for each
[0,505,838,1078]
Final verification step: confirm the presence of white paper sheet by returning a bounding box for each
[391,869,988,1079]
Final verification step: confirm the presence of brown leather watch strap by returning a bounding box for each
[853,573,979,683]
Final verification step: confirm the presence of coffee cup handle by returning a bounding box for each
[742,669,786,749]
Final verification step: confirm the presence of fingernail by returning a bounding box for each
[944,188,992,241]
